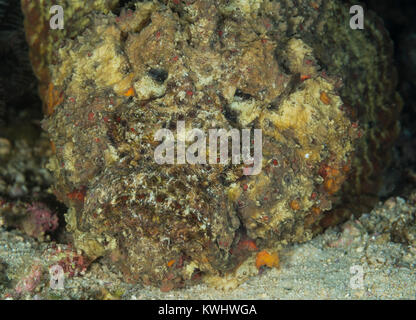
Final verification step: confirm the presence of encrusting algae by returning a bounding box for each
[21,0,401,290]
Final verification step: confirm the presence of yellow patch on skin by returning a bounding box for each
[227,183,242,202]
[290,199,301,211]
[312,206,321,215]
[320,91,331,105]
[46,83,63,115]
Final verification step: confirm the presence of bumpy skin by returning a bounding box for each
[21,0,119,114]
[22,0,400,288]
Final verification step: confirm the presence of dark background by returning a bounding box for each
[359,0,416,197]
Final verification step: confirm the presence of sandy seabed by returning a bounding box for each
[1,192,415,300]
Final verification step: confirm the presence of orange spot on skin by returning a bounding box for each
[46,83,63,115]
[311,206,321,216]
[330,168,340,176]
[50,141,56,153]
[319,163,346,195]
[167,259,175,267]
[290,199,301,211]
[320,91,331,105]
[324,178,334,193]
[256,251,279,269]
[123,87,135,97]
[300,75,311,81]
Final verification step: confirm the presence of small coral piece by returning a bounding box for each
[23,203,58,239]
[43,243,90,278]
[0,200,58,240]
[56,250,89,278]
